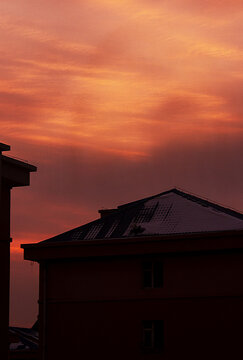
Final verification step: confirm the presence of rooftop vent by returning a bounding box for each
[98,209,117,219]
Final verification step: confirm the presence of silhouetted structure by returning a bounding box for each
[23,189,243,360]
[9,321,39,360]
[0,143,36,360]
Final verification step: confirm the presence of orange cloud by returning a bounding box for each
[2,0,243,162]
[3,0,243,329]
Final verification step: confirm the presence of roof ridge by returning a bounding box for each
[41,187,243,244]
[173,188,243,220]
[118,187,243,220]
[117,188,178,209]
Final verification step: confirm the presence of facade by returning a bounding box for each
[0,143,36,360]
[23,189,243,360]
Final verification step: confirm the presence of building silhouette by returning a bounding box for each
[23,189,243,359]
[0,143,36,360]
[9,321,38,360]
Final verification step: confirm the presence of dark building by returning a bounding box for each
[9,321,39,360]
[23,189,243,360]
[0,143,36,360]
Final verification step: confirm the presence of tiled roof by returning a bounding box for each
[43,189,243,243]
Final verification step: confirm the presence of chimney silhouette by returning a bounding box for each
[98,209,117,218]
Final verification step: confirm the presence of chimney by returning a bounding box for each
[98,209,117,218]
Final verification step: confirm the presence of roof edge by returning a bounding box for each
[0,143,10,151]
[22,228,243,250]
[2,155,37,172]
[117,188,178,209]
[118,187,243,220]
[22,229,243,262]
[173,188,243,220]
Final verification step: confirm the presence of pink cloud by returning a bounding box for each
[2,0,243,327]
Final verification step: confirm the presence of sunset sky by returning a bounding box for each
[1,0,243,326]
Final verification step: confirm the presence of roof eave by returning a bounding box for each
[21,229,243,262]
[1,155,37,187]
[0,143,10,152]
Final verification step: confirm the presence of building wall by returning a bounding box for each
[0,146,36,360]
[41,249,243,359]
[0,182,11,360]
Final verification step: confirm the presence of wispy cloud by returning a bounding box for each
[2,0,243,326]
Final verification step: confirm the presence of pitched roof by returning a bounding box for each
[43,188,243,243]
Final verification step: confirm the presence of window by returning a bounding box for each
[142,320,164,352]
[143,261,163,288]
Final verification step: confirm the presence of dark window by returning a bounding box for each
[143,261,163,288]
[143,262,153,287]
[142,320,164,352]
[154,262,163,287]
[143,321,153,348]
